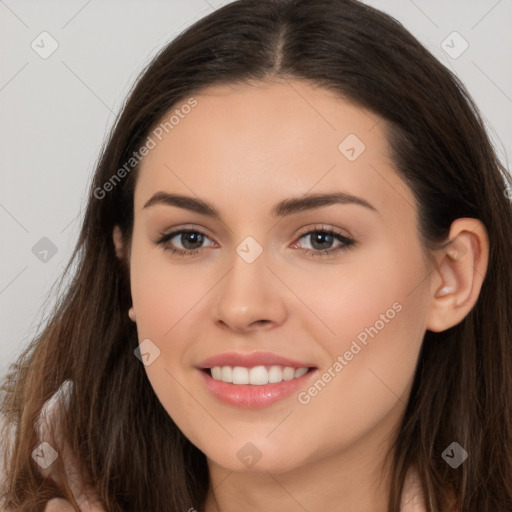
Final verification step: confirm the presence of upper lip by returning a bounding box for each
[197,351,316,369]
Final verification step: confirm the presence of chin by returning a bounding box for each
[205,447,304,474]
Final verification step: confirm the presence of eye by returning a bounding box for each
[292,225,356,257]
[154,229,215,257]
[154,224,356,258]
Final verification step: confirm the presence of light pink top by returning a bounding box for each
[400,469,427,511]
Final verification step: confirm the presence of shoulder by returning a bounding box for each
[0,382,75,511]
[400,468,460,512]
[35,381,105,510]
[35,380,74,435]
[34,380,74,481]
[400,468,427,512]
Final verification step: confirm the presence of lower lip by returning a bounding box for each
[197,368,317,409]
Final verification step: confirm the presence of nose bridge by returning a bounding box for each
[214,236,287,330]
[218,236,269,309]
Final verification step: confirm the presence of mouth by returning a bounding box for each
[197,365,318,409]
[200,365,316,385]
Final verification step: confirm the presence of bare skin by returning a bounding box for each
[118,79,487,511]
[47,79,488,511]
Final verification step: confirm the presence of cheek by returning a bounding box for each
[129,246,207,443]
[302,299,424,448]
[287,234,427,350]
[129,242,215,389]
[294,247,428,437]
[130,243,206,337]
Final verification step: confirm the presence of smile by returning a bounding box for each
[208,365,310,385]
[198,366,317,408]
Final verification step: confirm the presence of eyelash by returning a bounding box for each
[154,225,356,259]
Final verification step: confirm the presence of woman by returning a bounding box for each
[1,0,511,510]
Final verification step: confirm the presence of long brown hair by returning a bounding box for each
[2,1,511,510]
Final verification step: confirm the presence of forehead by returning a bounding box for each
[134,80,416,222]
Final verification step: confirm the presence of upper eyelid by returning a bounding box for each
[295,224,353,239]
[159,224,354,245]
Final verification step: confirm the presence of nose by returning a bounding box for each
[213,248,288,333]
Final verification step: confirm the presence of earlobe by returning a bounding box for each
[113,225,125,260]
[426,218,489,333]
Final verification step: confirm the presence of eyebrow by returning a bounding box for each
[143,191,378,218]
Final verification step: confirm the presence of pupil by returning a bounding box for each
[312,233,332,250]
[182,232,203,249]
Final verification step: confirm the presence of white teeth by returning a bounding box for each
[249,366,268,385]
[211,366,222,380]
[269,365,284,383]
[294,367,308,378]
[283,367,295,381]
[221,366,232,382]
[232,366,249,384]
[208,365,310,385]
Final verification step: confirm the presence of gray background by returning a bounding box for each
[1,0,511,379]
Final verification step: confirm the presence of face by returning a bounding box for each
[126,80,433,474]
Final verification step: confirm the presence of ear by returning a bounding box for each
[426,218,489,333]
[112,225,125,260]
